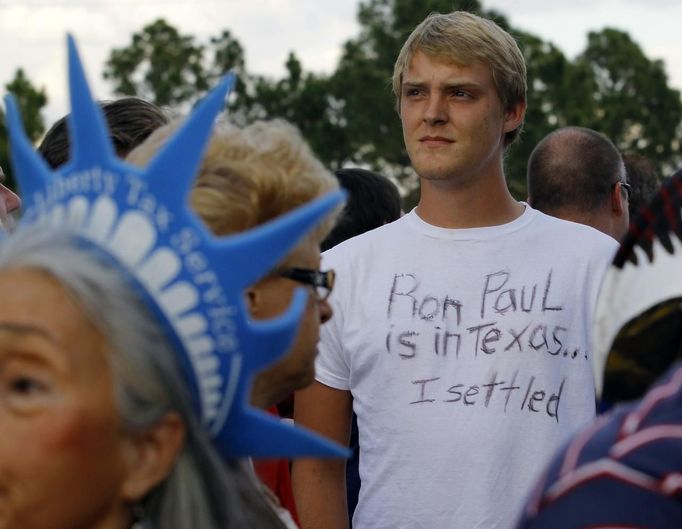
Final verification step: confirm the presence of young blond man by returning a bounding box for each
[294,12,617,529]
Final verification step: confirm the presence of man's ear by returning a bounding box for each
[120,411,186,502]
[611,183,626,216]
[502,99,526,134]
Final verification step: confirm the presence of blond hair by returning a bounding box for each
[392,11,527,146]
[128,119,339,267]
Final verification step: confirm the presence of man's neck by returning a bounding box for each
[415,171,523,229]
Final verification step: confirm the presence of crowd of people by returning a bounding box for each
[0,9,678,529]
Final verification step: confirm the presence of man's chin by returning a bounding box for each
[419,171,451,181]
[415,166,455,181]
[410,155,457,181]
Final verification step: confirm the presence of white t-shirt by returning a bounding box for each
[316,206,618,529]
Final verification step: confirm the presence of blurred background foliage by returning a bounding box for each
[2,0,680,209]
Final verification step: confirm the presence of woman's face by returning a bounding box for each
[249,241,333,409]
[0,166,20,234]
[0,268,135,529]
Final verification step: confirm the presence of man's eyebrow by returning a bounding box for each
[401,80,483,90]
[442,81,483,90]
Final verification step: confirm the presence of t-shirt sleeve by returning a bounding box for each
[314,246,352,391]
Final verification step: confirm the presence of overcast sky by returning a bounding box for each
[1,0,681,127]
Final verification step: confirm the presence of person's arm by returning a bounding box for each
[292,381,353,529]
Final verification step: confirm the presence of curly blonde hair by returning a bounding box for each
[127,118,339,267]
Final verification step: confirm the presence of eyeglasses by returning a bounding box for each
[277,268,336,301]
[614,181,632,202]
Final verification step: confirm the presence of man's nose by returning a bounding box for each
[423,93,448,126]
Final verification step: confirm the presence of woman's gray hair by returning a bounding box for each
[0,225,285,529]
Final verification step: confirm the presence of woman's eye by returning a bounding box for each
[0,353,56,409]
[10,376,45,395]
[0,372,53,412]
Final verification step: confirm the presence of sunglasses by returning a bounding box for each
[277,267,336,301]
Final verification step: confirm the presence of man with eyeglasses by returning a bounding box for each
[527,126,631,242]
[518,168,682,529]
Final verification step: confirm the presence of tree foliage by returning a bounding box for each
[578,29,681,170]
[505,31,598,196]
[104,19,210,106]
[0,68,48,189]
[98,7,682,206]
[238,53,349,169]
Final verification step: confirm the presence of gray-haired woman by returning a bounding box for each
[0,227,288,529]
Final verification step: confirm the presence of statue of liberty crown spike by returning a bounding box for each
[4,35,348,459]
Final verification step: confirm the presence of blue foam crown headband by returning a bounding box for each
[4,35,348,459]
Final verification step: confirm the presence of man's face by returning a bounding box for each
[400,51,524,186]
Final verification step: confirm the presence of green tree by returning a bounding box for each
[331,3,682,203]
[101,8,682,204]
[239,53,349,168]
[0,68,48,189]
[505,32,597,196]
[104,20,252,115]
[102,19,346,165]
[205,29,252,112]
[103,19,209,106]
[207,29,246,82]
[577,28,682,172]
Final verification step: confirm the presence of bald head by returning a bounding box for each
[527,127,629,240]
[528,127,626,212]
